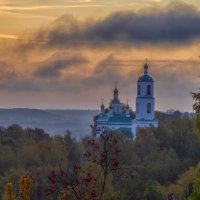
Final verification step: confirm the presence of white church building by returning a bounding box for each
[132,62,158,137]
[96,83,132,135]
[95,62,158,139]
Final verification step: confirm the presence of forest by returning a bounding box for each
[0,92,200,200]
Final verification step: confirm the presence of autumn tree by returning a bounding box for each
[19,174,33,200]
[44,132,129,200]
[188,171,200,200]
[4,182,15,200]
[192,90,200,136]
[4,174,33,200]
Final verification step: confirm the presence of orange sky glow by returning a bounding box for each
[0,0,199,111]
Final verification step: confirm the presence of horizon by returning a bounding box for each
[0,107,194,113]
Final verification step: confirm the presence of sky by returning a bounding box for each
[0,0,200,111]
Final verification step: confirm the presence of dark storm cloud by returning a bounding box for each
[26,2,200,48]
[35,54,88,78]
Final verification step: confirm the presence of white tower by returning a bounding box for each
[132,61,158,138]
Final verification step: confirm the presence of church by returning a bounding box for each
[95,62,158,139]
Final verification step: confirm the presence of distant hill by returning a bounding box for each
[0,109,98,139]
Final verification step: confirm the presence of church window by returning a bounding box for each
[147,103,151,113]
[147,85,151,95]
[138,85,140,95]
[137,103,139,113]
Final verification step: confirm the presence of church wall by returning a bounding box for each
[136,97,155,120]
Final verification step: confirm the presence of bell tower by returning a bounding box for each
[136,62,155,120]
[132,61,158,138]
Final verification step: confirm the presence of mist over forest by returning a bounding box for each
[0,109,98,139]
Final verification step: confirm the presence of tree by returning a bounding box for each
[19,174,33,200]
[4,174,33,200]
[142,180,164,200]
[134,128,159,161]
[161,164,200,200]
[4,182,15,200]
[192,90,200,136]
[44,132,128,200]
[0,144,16,175]
[6,125,24,142]
[188,171,200,200]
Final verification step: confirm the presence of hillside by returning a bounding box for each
[0,109,98,139]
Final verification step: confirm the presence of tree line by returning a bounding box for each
[0,90,199,200]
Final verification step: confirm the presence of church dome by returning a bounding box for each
[113,88,118,94]
[138,74,154,82]
[138,62,154,82]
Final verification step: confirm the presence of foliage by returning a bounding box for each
[142,180,164,200]
[19,174,33,200]
[161,163,200,200]
[44,132,128,200]
[4,174,33,200]
[188,171,200,200]
[0,114,200,199]
[192,90,200,136]
[5,182,15,200]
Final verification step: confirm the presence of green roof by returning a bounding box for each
[97,115,109,121]
[97,113,132,124]
[108,114,132,123]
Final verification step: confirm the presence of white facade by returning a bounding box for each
[132,63,158,138]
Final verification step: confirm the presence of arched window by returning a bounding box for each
[137,103,139,113]
[137,85,140,96]
[147,103,151,113]
[147,85,151,95]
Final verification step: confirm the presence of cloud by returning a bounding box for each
[84,55,124,86]
[35,54,88,78]
[94,54,133,73]
[0,4,103,11]
[17,2,200,50]
[0,53,89,92]
[0,62,17,79]
[0,53,199,111]
[0,2,199,110]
